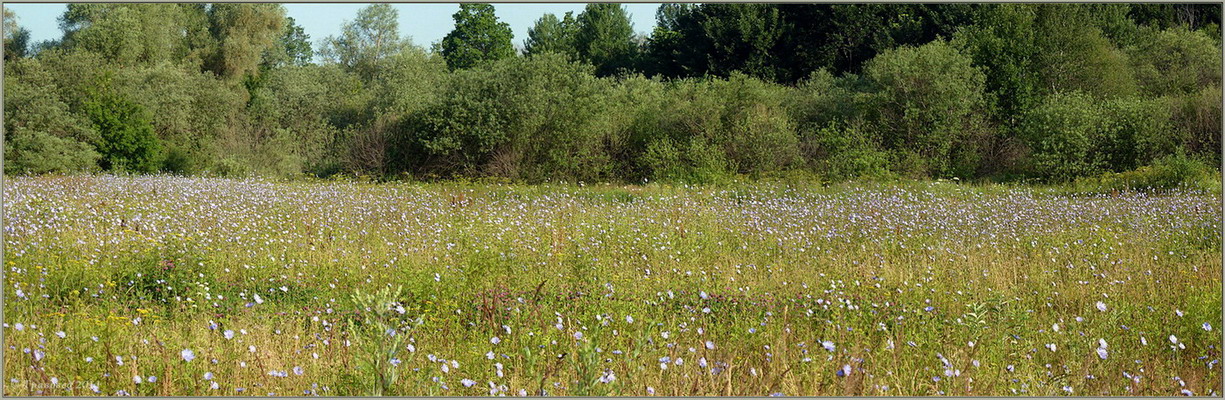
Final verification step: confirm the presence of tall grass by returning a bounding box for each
[3,175,1220,396]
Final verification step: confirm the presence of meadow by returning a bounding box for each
[2,175,1221,396]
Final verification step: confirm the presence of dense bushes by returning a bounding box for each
[863,40,989,178]
[1021,92,1184,182]
[400,60,802,184]
[403,54,607,181]
[3,131,101,175]
[81,80,162,173]
[2,3,1220,187]
[1130,27,1221,96]
[1075,153,1219,192]
[635,74,800,181]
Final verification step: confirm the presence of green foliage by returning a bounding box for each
[4,9,30,61]
[1022,92,1185,182]
[805,122,893,181]
[405,54,608,181]
[81,78,162,173]
[1020,92,1106,181]
[803,4,976,76]
[627,74,800,180]
[1128,4,1222,31]
[113,62,246,173]
[690,4,787,82]
[204,4,286,81]
[1033,5,1137,99]
[1169,85,1223,164]
[651,4,976,82]
[211,157,252,178]
[59,4,195,66]
[1130,27,1222,96]
[262,17,313,68]
[714,75,801,175]
[2,3,1220,186]
[1075,153,1220,193]
[642,4,694,78]
[4,131,101,175]
[574,4,638,76]
[952,5,1041,126]
[524,12,579,57]
[3,57,98,143]
[641,137,729,185]
[320,4,415,80]
[249,64,376,175]
[1097,96,1179,172]
[440,4,515,70]
[864,40,988,177]
[789,70,873,134]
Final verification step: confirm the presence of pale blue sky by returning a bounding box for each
[4,3,661,51]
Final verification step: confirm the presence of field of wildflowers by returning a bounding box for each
[2,175,1221,396]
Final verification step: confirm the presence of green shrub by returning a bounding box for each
[1098,96,1179,171]
[789,69,873,135]
[1130,27,1222,96]
[707,74,801,175]
[404,54,607,182]
[212,157,252,178]
[805,122,893,181]
[116,63,247,174]
[1033,5,1137,98]
[1076,152,1219,192]
[640,137,730,185]
[160,146,195,175]
[1169,85,1222,165]
[1021,91,1106,181]
[3,56,103,175]
[863,39,989,178]
[630,73,798,181]
[82,80,162,173]
[1024,92,1184,182]
[3,129,101,175]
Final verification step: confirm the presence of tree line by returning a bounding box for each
[3,3,1221,185]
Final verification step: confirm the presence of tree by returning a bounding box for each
[524,12,578,57]
[440,4,515,70]
[1033,5,1136,98]
[59,4,194,66]
[692,4,787,81]
[1130,27,1221,96]
[403,54,607,180]
[1020,93,1103,181]
[574,3,638,76]
[864,40,989,177]
[5,131,102,175]
[643,4,696,77]
[4,8,30,61]
[953,5,1042,126]
[179,4,218,70]
[320,4,414,80]
[646,4,977,83]
[3,57,102,174]
[783,4,975,78]
[114,62,246,173]
[205,4,286,81]
[82,77,162,173]
[1129,4,1222,31]
[262,16,313,68]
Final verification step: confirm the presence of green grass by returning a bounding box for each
[3,175,1221,396]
